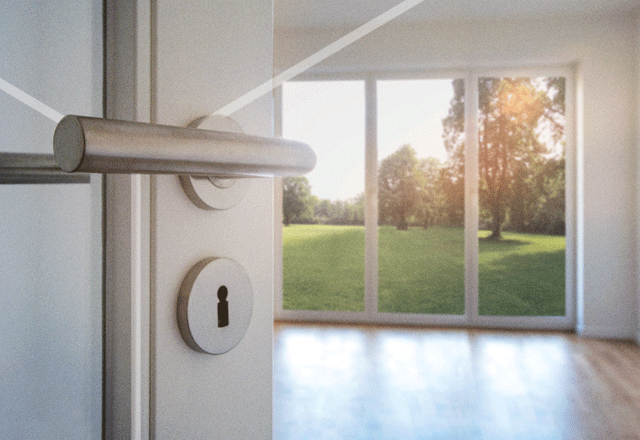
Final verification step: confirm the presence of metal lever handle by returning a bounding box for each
[0,153,89,184]
[53,115,316,177]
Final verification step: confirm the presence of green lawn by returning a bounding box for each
[282,225,365,311]
[378,225,465,314]
[282,224,565,316]
[478,230,565,316]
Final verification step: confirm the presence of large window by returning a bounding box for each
[276,69,574,330]
[279,80,365,312]
[377,79,465,315]
[475,77,567,317]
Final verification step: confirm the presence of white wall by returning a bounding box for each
[276,13,638,339]
[0,1,103,438]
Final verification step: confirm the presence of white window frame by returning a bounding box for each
[275,66,576,331]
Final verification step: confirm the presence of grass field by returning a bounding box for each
[478,230,565,316]
[282,224,565,316]
[282,225,365,311]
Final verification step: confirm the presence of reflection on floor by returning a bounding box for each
[273,322,640,440]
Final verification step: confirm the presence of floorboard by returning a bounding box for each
[273,323,640,440]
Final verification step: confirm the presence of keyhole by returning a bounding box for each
[217,285,229,328]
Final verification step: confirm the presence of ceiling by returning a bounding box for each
[275,0,640,29]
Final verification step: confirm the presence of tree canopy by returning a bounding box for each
[282,77,565,237]
[442,77,566,239]
[282,176,364,226]
[378,145,421,230]
[282,176,313,226]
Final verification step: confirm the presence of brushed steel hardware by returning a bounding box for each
[53,115,315,177]
[0,153,89,184]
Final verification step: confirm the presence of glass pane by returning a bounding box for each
[377,79,465,314]
[477,77,566,316]
[281,81,365,311]
[0,2,103,438]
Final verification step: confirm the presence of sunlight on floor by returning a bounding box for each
[273,323,640,440]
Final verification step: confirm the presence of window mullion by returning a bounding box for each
[364,76,378,319]
[465,71,479,323]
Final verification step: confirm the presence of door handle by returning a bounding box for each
[0,115,315,184]
[0,153,89,184]
[53,115,315,177]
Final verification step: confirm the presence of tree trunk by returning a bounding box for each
[489,202,503,240]
[397,215,408,231]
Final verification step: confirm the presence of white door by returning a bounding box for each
[104,0,275,439]
[2,0,275,438]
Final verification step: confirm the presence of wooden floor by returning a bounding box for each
[273,323,640,440]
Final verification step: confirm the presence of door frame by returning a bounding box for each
[103,1,152,438]
[104,0,277,437]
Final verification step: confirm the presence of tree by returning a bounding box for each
[442,77,565,239]
[282,176,313,226]
[439,165,464,227]
[314,198,332,223]
[441,78,466,228]
[530,153,565,235]
[311,193,365,225]
[415,157,445,228]
[378,145,421,230]
[350,193,365,225]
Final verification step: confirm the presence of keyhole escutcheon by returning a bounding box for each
[217,285,229,328]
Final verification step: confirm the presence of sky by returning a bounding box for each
[282,79,456,201]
